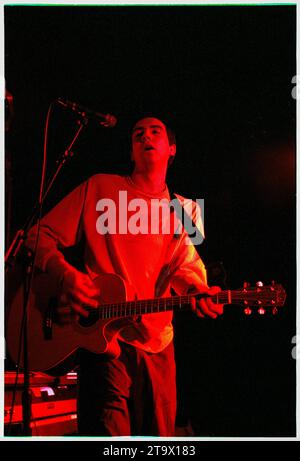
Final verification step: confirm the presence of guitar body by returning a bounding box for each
[6,269,136,375]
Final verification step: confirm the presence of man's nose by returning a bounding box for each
[141,131,151,142]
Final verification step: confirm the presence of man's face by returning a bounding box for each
[131,117,176,170]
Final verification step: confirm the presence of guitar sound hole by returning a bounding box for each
[78,311,98,327]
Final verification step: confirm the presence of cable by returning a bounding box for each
[7,101,55,435]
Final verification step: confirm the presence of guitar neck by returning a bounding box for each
[88,290,239,320]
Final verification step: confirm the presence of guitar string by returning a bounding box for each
[83,289,284,319]
[85,291,283,310]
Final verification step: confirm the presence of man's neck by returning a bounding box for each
[130,170,167,195]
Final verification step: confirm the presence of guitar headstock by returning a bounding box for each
[240,281,286,315]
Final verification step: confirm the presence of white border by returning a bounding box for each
[0,0,298,443]
[296,0,299,441]
[1,1,298,5]
[0,0,4,443]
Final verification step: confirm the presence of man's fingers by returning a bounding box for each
[81,282,99,298]
[213,303,224,315]
[188,285,224,319]
[62,270,100,310]
[59,289,98,318]
[58,299,89,318]
[204,297,224,315]
[190,296,205,318]
[72,304,90,317]
[198,298,217,318]
[206,285,221,296]
[196,285,221,295]
[76,281,100,302]
[191,296,223,319]
[68,290,98,310]
[57,304,88,319]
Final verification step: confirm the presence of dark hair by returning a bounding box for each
[131,115,176,147]
[165,125,176,147]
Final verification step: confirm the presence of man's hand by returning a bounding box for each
[57,269,100,322]
[190,285,223,319]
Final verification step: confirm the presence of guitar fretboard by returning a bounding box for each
[84,287,282,320]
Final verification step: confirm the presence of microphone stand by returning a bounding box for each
[5,116,88,436]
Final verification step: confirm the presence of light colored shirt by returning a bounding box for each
[26,174,207,353]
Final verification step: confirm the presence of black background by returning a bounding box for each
[4,5,296,437]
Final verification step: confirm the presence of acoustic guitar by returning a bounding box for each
[6,270,286,376]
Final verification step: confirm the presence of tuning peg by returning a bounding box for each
[243,282,250,289]
[258,307,266,315]
[272,307,278,315]
[256,281,264,287]
[244,307,252,315]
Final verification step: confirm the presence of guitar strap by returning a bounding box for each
[155,192,205,296]
[170,192,203,258]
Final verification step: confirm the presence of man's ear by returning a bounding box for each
[167,145,176,168]
[169,144,176,158]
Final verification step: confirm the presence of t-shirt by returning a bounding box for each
[26,174,207,353]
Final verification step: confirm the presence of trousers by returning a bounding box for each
[77,341,177,436]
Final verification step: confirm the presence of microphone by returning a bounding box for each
[56,98,117,128]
